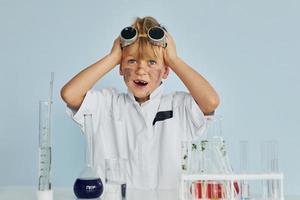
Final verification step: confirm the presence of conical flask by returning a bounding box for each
[73,114,103,199]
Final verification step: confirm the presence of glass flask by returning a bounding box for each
[73,114,103,199]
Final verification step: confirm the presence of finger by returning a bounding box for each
[165,32,173,39]
[164,33,173,45]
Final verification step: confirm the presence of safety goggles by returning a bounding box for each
[120,26,167,49]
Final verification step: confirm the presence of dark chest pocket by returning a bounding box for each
[152,110,173,126]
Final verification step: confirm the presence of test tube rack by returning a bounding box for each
[180,172,284,200]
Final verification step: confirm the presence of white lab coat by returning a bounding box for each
[67,83,206,189]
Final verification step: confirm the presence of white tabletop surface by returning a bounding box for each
[0,186,298,200]
[0,186,178,200]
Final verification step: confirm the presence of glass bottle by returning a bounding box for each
[73,114,103,199]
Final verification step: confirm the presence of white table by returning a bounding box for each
[0,187,298,200]
[0,187,178,200]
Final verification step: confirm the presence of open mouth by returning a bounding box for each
[133,80,148,87]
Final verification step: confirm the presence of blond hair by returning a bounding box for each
[128,16,163,59]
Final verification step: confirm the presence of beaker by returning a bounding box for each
[73,114,103,199]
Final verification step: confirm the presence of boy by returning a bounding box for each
[61,16,219,189]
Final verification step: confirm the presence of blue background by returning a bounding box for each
[0,0,299,195]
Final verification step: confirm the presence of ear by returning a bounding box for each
[162,64,169,79]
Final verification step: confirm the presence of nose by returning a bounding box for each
[135,61,148,75]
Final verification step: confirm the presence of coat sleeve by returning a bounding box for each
[173,91,207,140]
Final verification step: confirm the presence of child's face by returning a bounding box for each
[120,42,169,103]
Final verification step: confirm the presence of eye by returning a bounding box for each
[127,59,137,64]
[148,60,157,65]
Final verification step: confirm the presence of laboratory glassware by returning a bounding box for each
[204,115,223,138]
[105,158,127,200]
[187,138,238,200]
[73,114,104,199]
[239,140,250,200]
[191,180,225,200]
[180,141,193,200]
[199,140,231,199]
[261,140,280,200]
[37,72,54,200]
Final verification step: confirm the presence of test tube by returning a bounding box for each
[181,141,190,173]
[261,140,280,200]
[240,140,250,200]
[180,141,192,200]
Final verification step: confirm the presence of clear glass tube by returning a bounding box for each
[239,140,248,172]
[180,141,193,200]
[261,140,279,172]
[38,100,52,191]
[84,114,94,168]
[239,140,250,200]
[261,140,280,200]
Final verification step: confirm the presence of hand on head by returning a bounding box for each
[163,32,178,68]
[109,37,122,65]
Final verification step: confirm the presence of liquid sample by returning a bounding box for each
[73,178,103,199]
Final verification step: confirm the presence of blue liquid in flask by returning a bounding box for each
[73,178,103,199]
